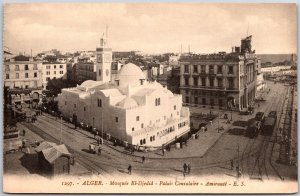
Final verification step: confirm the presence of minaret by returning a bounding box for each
[95,27,112,82]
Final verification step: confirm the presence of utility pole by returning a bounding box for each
[106,25,109,38]
[217,93,220,132]
[237,143,240,168]
[60,114,62,144]
[237,143,241,179]
[101,108,104,143]
[180,44,182,55]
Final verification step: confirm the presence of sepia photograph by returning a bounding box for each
[2,2,298,193]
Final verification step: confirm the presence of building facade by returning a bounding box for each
[179,36,259,111]
[75,62,96,84]
[57,63,190,148]
[4,55,43,89]
[42,62,67,88]
[261,65,292,75]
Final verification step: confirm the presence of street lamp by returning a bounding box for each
[230,99,233,121]
[236,143,240,179]
[101,108,104,144]
[60,114,63,144]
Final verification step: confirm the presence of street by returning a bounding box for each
[5,81,296,182]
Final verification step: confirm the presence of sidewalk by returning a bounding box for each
[108,109,242,159]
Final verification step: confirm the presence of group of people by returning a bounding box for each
[27,114,37,123]
[230,160,242,178]
[183,163,191,176]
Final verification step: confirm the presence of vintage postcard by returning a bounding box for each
[2,2,298,194]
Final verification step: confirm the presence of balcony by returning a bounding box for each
[227,86,237,91]
[216,72,223,76]
[199,71,206,77]
[183,71,190,75]
[208,70,216,77]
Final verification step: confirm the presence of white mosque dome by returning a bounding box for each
[117,97,139,109]
[117,63,146,88]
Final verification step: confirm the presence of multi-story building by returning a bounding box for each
[75,62,96,84]
[4,55,43,89]
[42,61,67,88]
[57,63,190,148]
[66,62,77,83]
[179,36,259,111]
[111,61,124,81]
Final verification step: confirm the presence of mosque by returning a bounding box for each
[57,36,190,148]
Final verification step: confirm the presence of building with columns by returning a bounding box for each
[57,63,190,148]
[179,36,259,111]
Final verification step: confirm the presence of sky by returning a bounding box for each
[3,3,297,55]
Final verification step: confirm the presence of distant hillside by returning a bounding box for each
[257,54,296,64]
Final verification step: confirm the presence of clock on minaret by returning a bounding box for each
[97,54,102,63]
[104,54,111,63]
[95,34,112,83]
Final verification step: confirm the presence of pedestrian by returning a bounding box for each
[230,160,234,170]
[183,163,187,174]
[98,147,101,155]
[23,129,26,136]
[162,146,165,156]
[128,165,132,175]
[238,169,242,179]
[187,164,191,174]
[22,140,26,152]
[258,103,260,108]
[142,156,145,163]
[279,127,282,134]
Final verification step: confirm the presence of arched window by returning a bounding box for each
[97,99,102,107]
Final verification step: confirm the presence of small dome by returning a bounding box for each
[117,97,138,109]
[117,63,146,88]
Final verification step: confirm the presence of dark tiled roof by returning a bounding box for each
[42,61,65,64]
[14,55,30,61]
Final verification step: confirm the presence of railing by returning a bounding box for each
[199,71,206,76]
